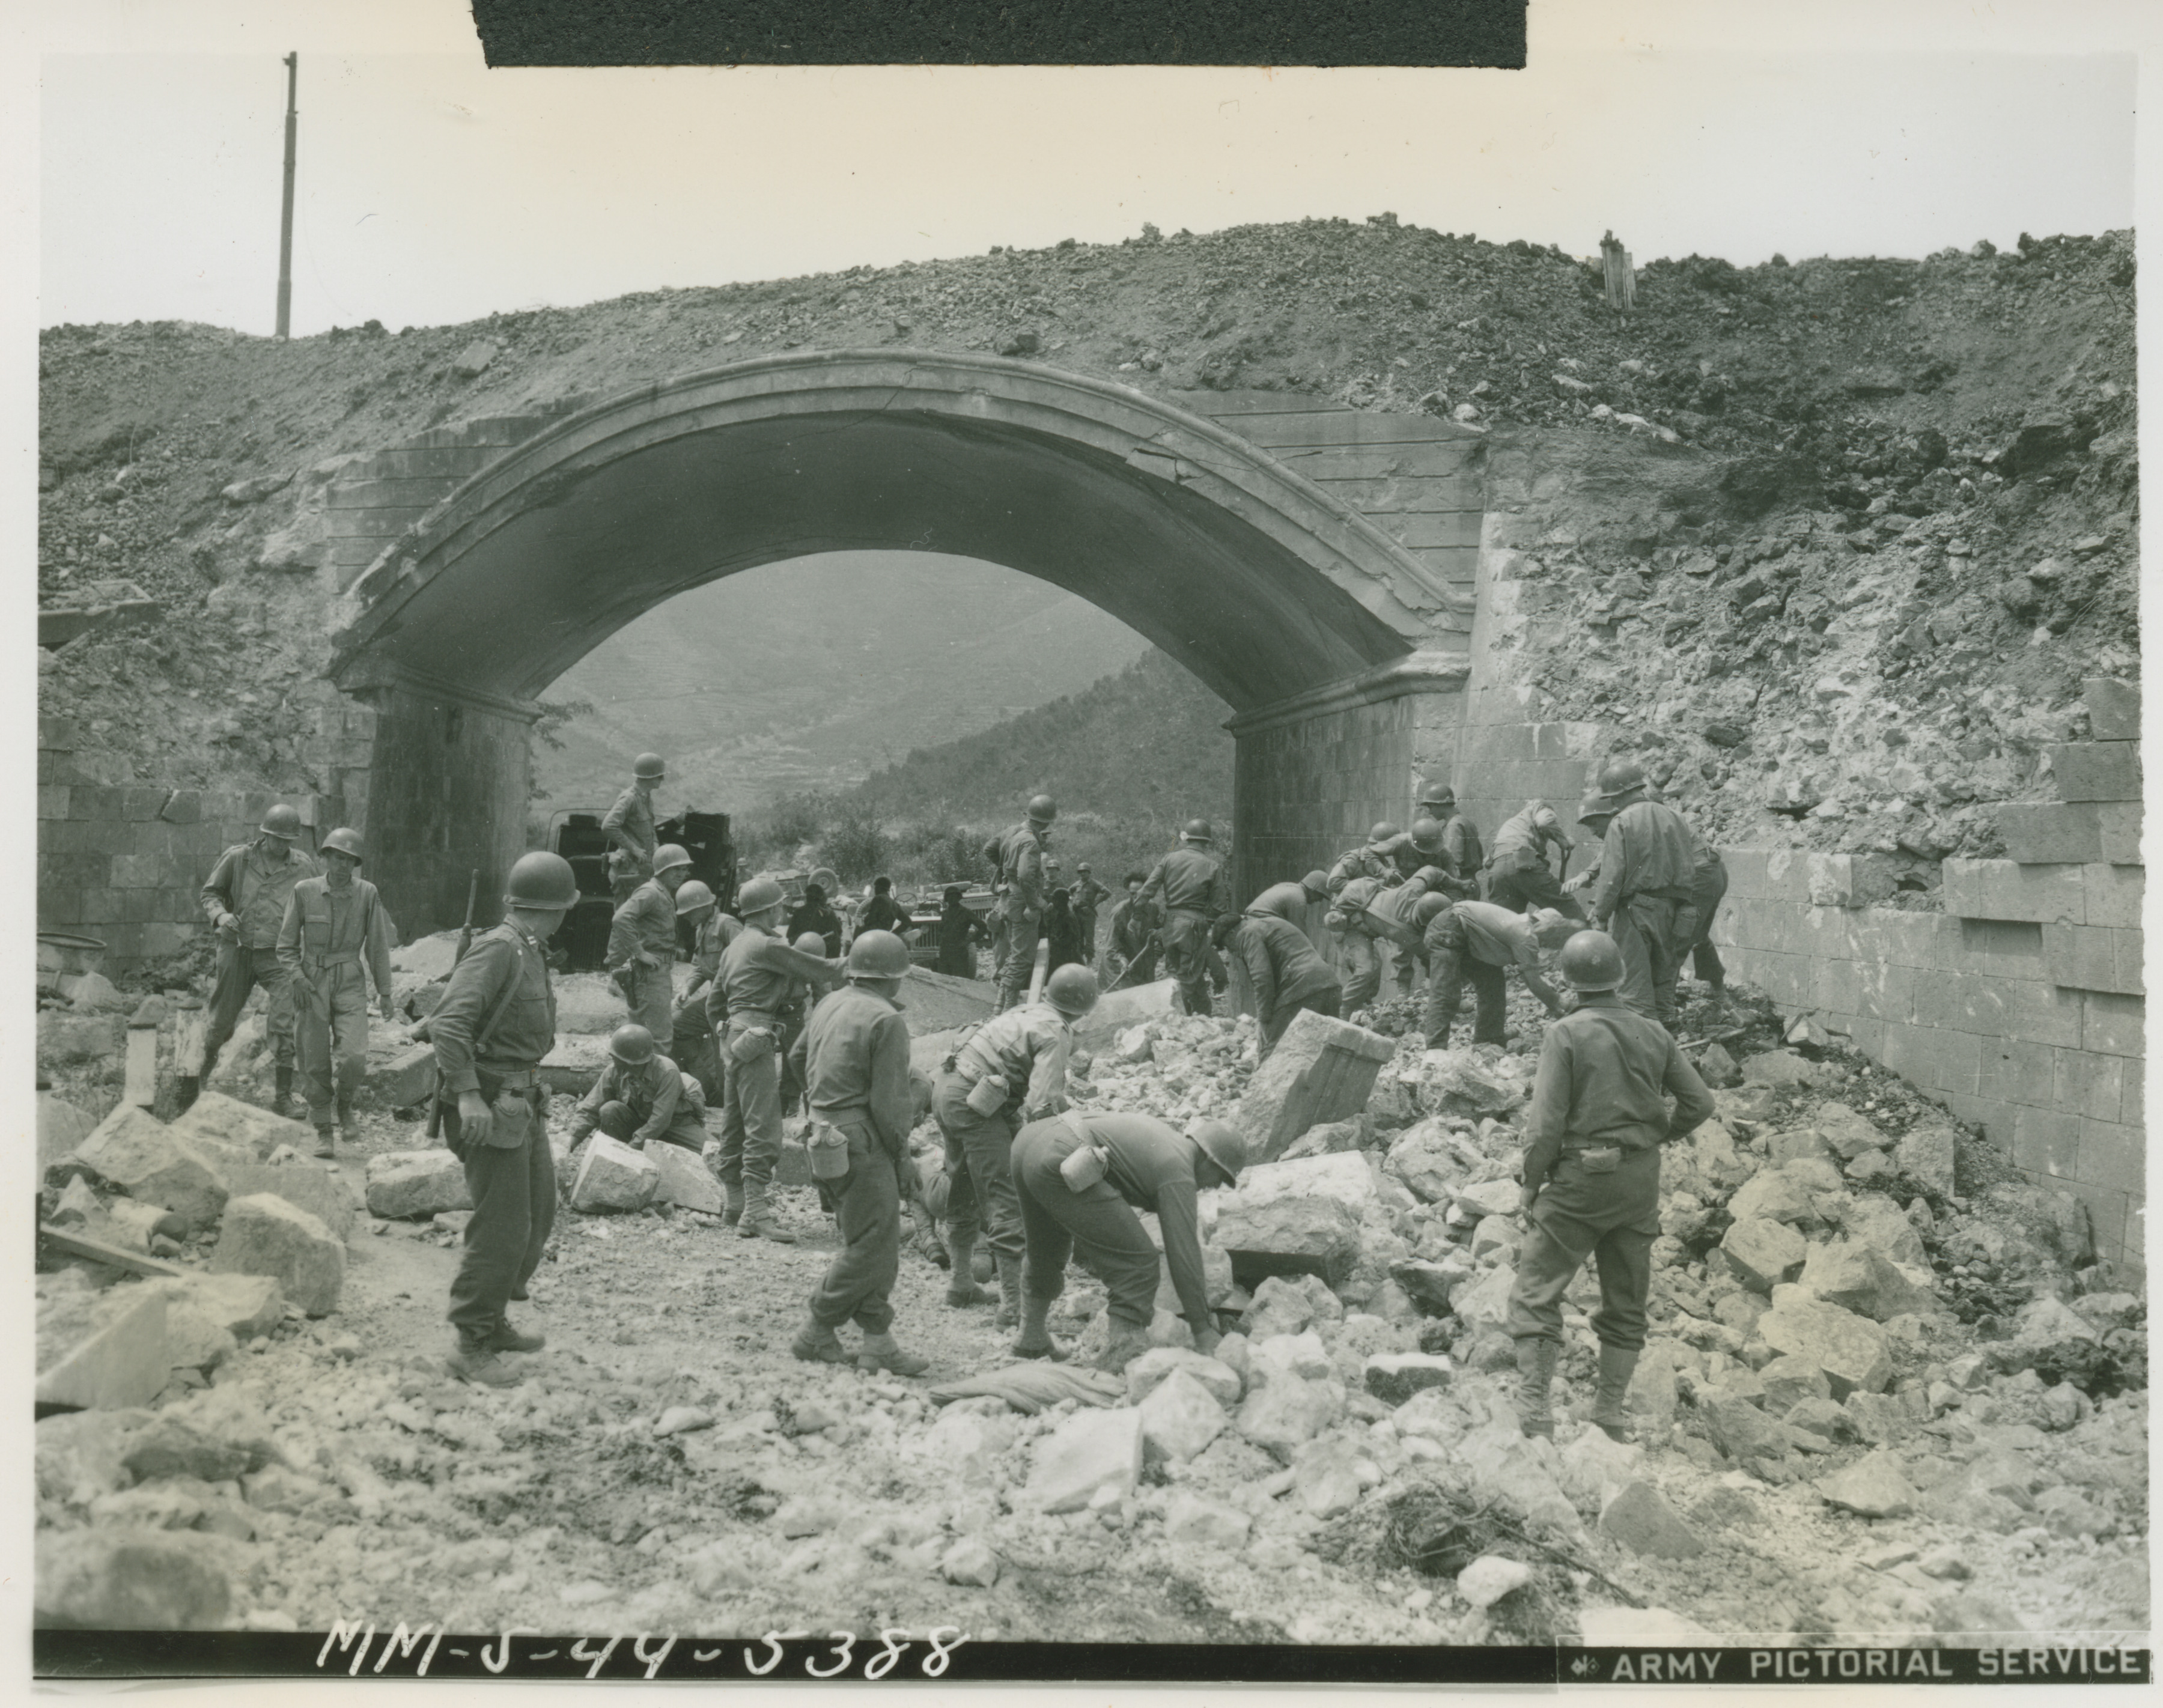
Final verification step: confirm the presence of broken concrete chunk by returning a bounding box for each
[1720,1217,1806,1292]
[570,1135,659,1213]
[1363,1352,1453,1405]
[1799,1239,1934,1322]
[1758,1295,1891,1399]
[1456,1552,1535,1608]
[365,1149,473,1220]
[143,1272,284,1343]
[71,1105,228,1232]
[1598,1480,1706,1559]
[166,1091,313,1162]
[646,1141,725,1214]
[37,1280,169,1412]
[1896,1124,1957,1197]
[1740,1049,1818,1087]
[1163,1489,1252,1548]
[35,1528,232,1629]
[939,1537,1001,1588]
[1137,1369,1229,1466]
[1234,1370,1343,1462]
[209,1193,344,1317]
[1233,1009,1395,1162]
[1123,1346,1243,1409]
[1025,1406,1143,1513]
[1418,1048,1532,1118]
[1817,1449,1918,1518]
[224,1159,360,1238]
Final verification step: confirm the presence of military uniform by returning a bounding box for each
[1486,801,1584,920]
[275,872,394,1137]
[1011,1112,1217,1336]
[1107,893,1160,986]
[1140,845,1229,1015]
[606,877,678,1041]
[1071,873,1112,959]
[988,822,1050,1007]
[570,1052,707,1152]
[1224,911,1341,1050]
[601,783,659,905]
[1590,798,1699,1026]
[201,839,320,1080]
[711,925,838,1200]
[1676,822,1730,998]
[1422,899,1565,1049]
[431,917,560,1349]
[1505,993,1714,1353]
[934,901,988,978]
[803,981,915,1337]
[674,910,741,1103]
[934,1004,1072,1279]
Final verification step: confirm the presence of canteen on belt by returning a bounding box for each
[1059,1142,1110,1193]
[964,1072,1009,1116]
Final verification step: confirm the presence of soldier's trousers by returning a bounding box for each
[1488,861,1587,923]
[1336,931,1381,1011]
[1504,1147,1660,1352]
[205,944,296,1068]
[994,909,1042,1005]
[1613,895,1685,1028]
[1011,1121,1161,1329]
[716,1026,784,1188]
[1675,863,1731,991]
[671,1002,723,1104]
[294,963,369,1126]
[1160,909,1212,1015]
[620,964,674,1044]
[445,1081,554,1339]
[932,1074,1024,1262]
[1423,917,1507,1048]
[808,1116,901,1333]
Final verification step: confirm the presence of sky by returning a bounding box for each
[29,10,2145,337]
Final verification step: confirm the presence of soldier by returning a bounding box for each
[932,885,990,977]
[858,875,911,938]
[711,875,845,1239]
[199,803,321,1116]
[1326,863,1443,1013]
[275,826,395,1158]
[778,929,830,1119]
[933,964,1099,1330]
[606,842,692,1042]
[568,1023,709,1153]
[1071,862,1111,961]
[1140,819,1231,1016]
[1214,902,1340,1052]
[432,850,580,1388]
[1678,822,1732,1023]
[1008,1113,1247,1370]
[792,931,933,1375]
[1416,783,1485,891]
[987,795,1057,1011]
[1506,929,1714,1441]
[671,880,737,1105]
[1245,869,1332,938]
[1106,872,1160,986]
[1413,893,1574,1049]
[1586,760,1699,1029]
[1486,800,1586,921]
[601,753,666,905]
[1325,822,1404,897]
[789,881,845,958]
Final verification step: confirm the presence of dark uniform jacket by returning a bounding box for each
[1226,913,1339,1021]
[1591,798,1699,922]
[1140,846,1229,920]
[430,919,558,1094]
[1519,992,1714,1202]
[571,1052,707,1150]
[202,841,321,948]
[805,983,914,1155]
[607,877,678,973]
[1110,895,1158,958]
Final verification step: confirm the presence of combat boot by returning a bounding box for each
[857,1331,931,1376]
[736,1183,797,1243]
[1513,1336,1558,1439]
[311,1124,336,1161]
[791,1315,850,1364]
[1013,1292,1070,1362]
[1092,1318,1151,1375]
[272,1064,297,1119]
[993,1254,1024,1333]
[447,1336,521,1388]
[945,1235,990,1307]
[722,1181,745,1227]
[488,1316,546,1354]
[336,1093,361,1150]
[1590,1342,1640,1443]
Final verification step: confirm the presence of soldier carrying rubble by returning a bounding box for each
[985,795,1057,1012]
[601,752,666,905]
[792,930,935,1375]
[1506,928,1714,1442]
[1140,819,1231,1017]
[607,842,693,1045]
[1106,871,1160,986]
[197,803,321,1117]
[1008,1113,1248,1371]
[275,825,395,1158]
[1214,897,1341,1051]
[568,1023,708,1153]
[932,964,1100,1331]
[1413,893,1574,1050]
[430,849,581,1388]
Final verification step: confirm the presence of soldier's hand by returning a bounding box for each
[216,911,240,935]
[379,997,398,1024]
[457,1090,493,1144]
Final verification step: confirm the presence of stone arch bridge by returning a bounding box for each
[319,350,1488,934]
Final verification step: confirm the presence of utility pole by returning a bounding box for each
[275,53,297,339]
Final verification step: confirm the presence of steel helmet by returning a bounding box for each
[1026,794,1058,825]
[793,931,829,955]
[1413,892,1451,927]
[1077,862,1092,873]
[1409,816,1446,853]
[1186,1118,1249,1184]
[609,1023,657,1065]
[1044,964,1100,1018]
[1367,821,1401,844]
[503,850,579,910]
[1419,785,1456,810]
[1301,869,1331,896]
[1576,792,1620,828]
[1599,758,1647,797]
[1558,929,1624,992]
[260,803,304,842]
[320,827,364,862]
[633,753,666,780]
[674,878,716,916]
[652,843,693,877]
[737,875,785,917]
[1182,819,1214,843]
[845,929,911,980]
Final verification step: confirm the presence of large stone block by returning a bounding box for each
[2084,677,2140,742]
[571,1135,659,1213]
[648,1141,725,1214]
[1025,1406,1142,1513]
[1895,1123,1957,1197]
[37,1277,170,1412]
[71,1106,229,1233]
[1124,1346,1243,1409]
[1234,1369,1344,1462]
[1152,1243,1235,1314]
[1994,802,2104,866]
[2051,740,2141,804]
[364,1149,472,1220]
[1720,1218,1806,1292]
[369,1039,439,1109]
[1758,1295,1891,1399]
[1385,1118,1476,1203]
[141,1272,284,1343]
[1233,1009,1396,1161]
[224,1159,360,1238]
[1799,1239,1935,1322]
[165,1091,312,1162]
[1726,1167,1815,1227]
[1212,1194,1360,1287]
[1598,1480,1705,1559]
[37,1089,98,1176]
[1137,1370,1229,1466]
[1837,1194,1928,1267]
[35,1528,232,1630]
[210,1193,344,1317]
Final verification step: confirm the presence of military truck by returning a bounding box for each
[544,807,735,973]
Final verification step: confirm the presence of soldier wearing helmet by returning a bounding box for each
[983,795,1059,1012]
[431,849,582,1388]
[786,881,845,959]
[196,802,321,1114]
[569,1023,708,1154]
[794,931,929,1374]
[1486,800,1587,922]
[1585,759,1699,1029]
[930,962,1099,1330]
[1413,892,1572,1050]
[1008,1111,1247,1370]
[1106,871,1160,987]
[1139,819,1232,1017]
[606,842,694,1043]
[275,826,395,1156]
[668,880,739,1105]
[710,873,846,1239]
[777,929,832,1118]
[1068,862,1112,963]
[1505,928,1714,1444]
[1215,896,1340,1053]
[600,753,667,904]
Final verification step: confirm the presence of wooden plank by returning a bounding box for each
[38,1224,186,1278]
[124,1026,159,1108]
